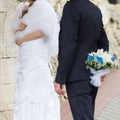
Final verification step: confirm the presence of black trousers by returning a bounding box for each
[66,80,98,120]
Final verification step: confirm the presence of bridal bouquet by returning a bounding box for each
[86,49,119,87]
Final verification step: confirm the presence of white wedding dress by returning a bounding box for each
[11,0,60,120]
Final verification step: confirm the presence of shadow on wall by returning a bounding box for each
[108,0,117,4]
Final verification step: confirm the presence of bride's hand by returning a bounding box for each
[15,39,23,46]
[18,23,27,31]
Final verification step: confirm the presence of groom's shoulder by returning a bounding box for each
[65,0,81,6]
[63,0,81,11]
[69,0,101,14]
[64,0,88,11]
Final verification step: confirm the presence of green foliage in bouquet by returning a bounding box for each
[85,49,119,71]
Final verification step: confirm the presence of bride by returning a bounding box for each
[11,0,60,120]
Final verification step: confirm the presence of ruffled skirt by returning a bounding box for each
[13,58,60,120]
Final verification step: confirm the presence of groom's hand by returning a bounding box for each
[54,82,64,95]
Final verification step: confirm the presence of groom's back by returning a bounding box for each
[73,0,102,51]
[55,0,109,84]
[67,0,109,81]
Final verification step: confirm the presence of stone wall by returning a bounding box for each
[0,0,17,119]
[0,0,120,120]
[91,0,120,59]
[117,0,120,3]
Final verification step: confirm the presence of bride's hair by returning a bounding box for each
[20,0,36,18]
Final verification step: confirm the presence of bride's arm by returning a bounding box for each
[16,30,44,46]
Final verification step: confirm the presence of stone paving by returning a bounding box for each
[61,70,120,120]
[96,97,120,120]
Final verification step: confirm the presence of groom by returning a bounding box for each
[54,0,109,120]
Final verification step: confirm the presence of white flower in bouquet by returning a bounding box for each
[86,49,119,87]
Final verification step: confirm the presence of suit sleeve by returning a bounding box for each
[55,3,80,84]
[97,21,109,51]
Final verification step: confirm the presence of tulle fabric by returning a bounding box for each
[11,0,59,57]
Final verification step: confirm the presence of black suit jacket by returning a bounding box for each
[55,0,109,84]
